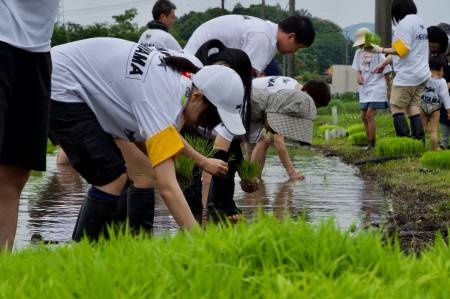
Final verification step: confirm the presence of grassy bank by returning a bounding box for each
[311,95,450,253]
[2,215,450,298]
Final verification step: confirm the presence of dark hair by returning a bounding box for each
[391,0,417,25]
[301,80,331,108]
[195,39,253,133]
[164,56,222,130]
[195,94,222,132]
[164,55,200,74]
[278,15,315,47]
[152,0,176,21]
[428,26,449,55]
[429,54,447,72]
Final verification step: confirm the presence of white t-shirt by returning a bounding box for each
[0,0,60,52]
[183,15,278,73]
[421,77,450,109]
[138,29,183,52]
[252,76,300,92]
[51,37,202,143]
[392,14,430,86]
[351,49,391,103]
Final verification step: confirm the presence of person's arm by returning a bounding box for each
[384,72,391,99]
[273,134,305,180]
[153,158,198,230]
[357,70,364,85]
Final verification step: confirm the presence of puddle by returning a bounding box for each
[15,149,387,250]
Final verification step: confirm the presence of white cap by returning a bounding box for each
[193,65,246,135]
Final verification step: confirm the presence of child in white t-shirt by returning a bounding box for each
[420,55,450,150]
[351,28,391,150]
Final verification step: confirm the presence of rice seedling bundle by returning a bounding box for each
[375,137,424,156]
[420,150,450,170]
[348,132,368,146]
[347,124,365,136]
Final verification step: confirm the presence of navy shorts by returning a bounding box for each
[49,101,127,186]
[0,42,52,171]
[360,102,390,110]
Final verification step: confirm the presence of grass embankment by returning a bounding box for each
[311,94,450,252]
[2,215,450,298]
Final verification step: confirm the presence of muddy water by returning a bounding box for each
[14,149,387,250]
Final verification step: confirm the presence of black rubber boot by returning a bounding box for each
[393,113,411,137]
[127,187,155,236]
[183,173,203,222]
[207,140,243,222]
[117,178,133,225]
[72,194,118,242]
[409,114,425,145]
[363,140,376,151]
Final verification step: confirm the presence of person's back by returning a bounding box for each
[51,37,202,142]
[392,14,430,86]
[138,0,182,51]
[253,76,303,92]
[184,15,278,74]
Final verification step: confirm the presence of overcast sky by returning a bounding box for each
[61,0,449,31]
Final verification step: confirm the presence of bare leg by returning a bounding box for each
[0,165,30,252]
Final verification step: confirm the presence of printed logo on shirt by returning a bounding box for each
[267,76,279,87]
[421,87,440,104]
[127,44,152,80]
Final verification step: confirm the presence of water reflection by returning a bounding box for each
[15,149,387,250]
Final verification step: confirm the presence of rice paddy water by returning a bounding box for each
[14,148,388,250]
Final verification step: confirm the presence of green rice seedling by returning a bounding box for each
[348,132,368,146]
[183,134,217,158]
[2,214,450,298]
[420,150,450,170]
[238,159,263,193]
[175,153,196,188]
[376,137,424,156]
[364,32,381,47]
[347,124,365,136]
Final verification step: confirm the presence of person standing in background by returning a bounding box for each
[368,0,429,143]
[138,0,182,51]
[351,27,392,151]
[0,0,61,252]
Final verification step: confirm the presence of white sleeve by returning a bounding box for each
[439,80,450,109]
[213,123,235,142]
[351,50,360,71]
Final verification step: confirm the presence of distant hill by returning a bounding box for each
[343,23,375,40]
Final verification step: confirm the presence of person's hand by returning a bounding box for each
[365,43,383,54]
[357,73,364,85]
[202,157,228,176]
[373,62,385,74]
[288,171,305,181]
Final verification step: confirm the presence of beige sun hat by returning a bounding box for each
[352,27,371,47]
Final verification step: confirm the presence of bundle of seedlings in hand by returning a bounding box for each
[364,32,381,48]
[420,150,450,170]
[375,137,424,157]
[175,153,196,190]
[238,159,263,193]
[184,134,218,158]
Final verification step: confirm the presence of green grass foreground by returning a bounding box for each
[1,216,450,298]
